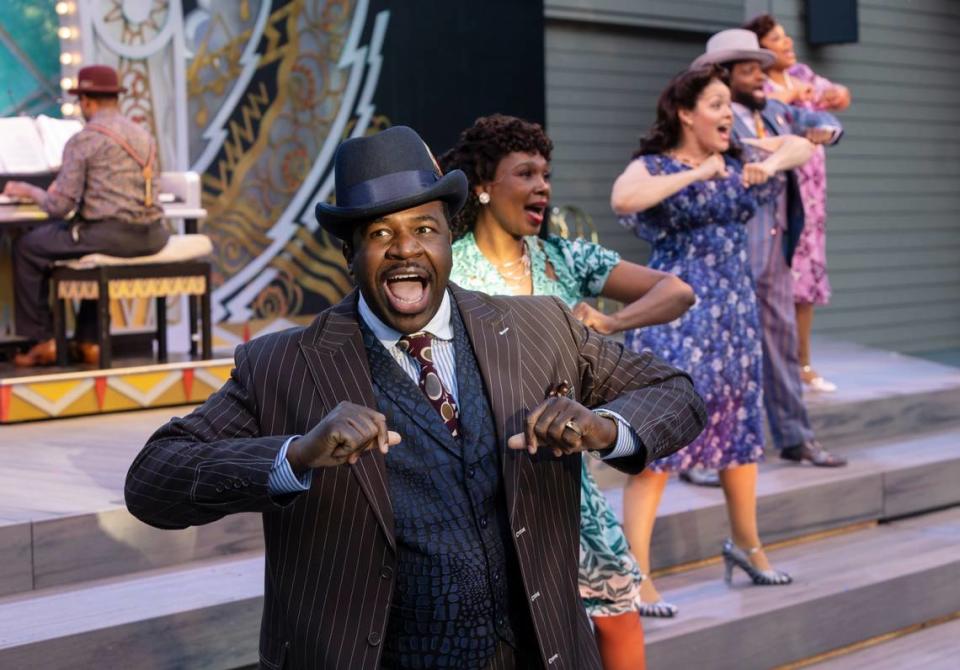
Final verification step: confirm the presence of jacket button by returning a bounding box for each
[467,465,476,478]
[233,481,242,489]
[380,565,393,579]
[479,517,488,529]
[215,485,223,493]
[367,631,381,646]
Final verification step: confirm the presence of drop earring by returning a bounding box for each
[478,192,490,205]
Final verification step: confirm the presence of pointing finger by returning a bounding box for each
[371,412,389,453]
[507,433,527,451]
[524,401,551,455]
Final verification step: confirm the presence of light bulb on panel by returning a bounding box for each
[60,77,75,90]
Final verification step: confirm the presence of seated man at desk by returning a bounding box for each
[2,64,168,366]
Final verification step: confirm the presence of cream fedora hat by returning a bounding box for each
[691,29,775,69]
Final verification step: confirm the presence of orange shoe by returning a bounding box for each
[74,342,101,366]
[13,338,57,367]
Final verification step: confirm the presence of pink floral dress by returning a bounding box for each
[765,63,838,305]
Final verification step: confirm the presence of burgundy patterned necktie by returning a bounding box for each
[397,331,461,438]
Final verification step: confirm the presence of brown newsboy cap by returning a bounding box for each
[67,65,127,95]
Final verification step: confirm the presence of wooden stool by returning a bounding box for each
[51,260,212,369]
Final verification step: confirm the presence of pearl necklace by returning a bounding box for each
[493,244,532,285]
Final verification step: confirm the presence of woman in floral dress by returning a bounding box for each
[745,13,852,392]
[441,114,695,670]
[612,66,804,617]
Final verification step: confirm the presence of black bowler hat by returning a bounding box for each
[315,126,468,241]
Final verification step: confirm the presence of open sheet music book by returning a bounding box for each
[0,115,83,174]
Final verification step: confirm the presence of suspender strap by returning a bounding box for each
[85,122,157,207]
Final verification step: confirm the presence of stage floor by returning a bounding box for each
[0,407,189,524]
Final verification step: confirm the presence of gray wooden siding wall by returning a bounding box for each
[544,0,960,355]
[544,23,702,260]
[770,0,960,353]
[545,0,743,32]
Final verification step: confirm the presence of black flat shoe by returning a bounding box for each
[780,440,847,467]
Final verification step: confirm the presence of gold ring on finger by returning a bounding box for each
[563,419,583,437]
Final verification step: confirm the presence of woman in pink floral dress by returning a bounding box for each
[745,14,852,392]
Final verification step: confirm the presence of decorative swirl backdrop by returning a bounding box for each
[9,0,543,343]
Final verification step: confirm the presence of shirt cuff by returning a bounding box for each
[592,410,642,460]
[817,125,842,144]
[267,435,313,495]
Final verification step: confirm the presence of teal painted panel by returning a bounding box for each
[0,0,60,117]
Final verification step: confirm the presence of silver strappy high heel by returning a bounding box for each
[636,573,679,617]
[722,539,792,586]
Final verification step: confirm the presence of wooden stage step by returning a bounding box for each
[0,339,957,668]
[595,426,960,571]
[797,338,960,446]
[643,506,960,670]
[0,552,264,669]
[3,424,956,601]
[2,510,956,670]
[807,615,960,669]
[0,407,264,599]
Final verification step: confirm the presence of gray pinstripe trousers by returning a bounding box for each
[748,212,816,450]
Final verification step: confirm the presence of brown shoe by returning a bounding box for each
[13,338,57,367]
[75,342,101,366]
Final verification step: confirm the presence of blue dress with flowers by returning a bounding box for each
[620,154,779,472]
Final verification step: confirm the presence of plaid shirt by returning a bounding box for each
[45,109,162,225]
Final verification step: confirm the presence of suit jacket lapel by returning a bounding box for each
[760,104,804,261]
[452,285,532,522]
[298,290,395,550]
[761,105,782,135]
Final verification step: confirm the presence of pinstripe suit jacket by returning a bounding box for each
[125,285,705,669]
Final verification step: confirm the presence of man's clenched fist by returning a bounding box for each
[287,402,401,473]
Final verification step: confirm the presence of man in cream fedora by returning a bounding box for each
[693,29,848,469]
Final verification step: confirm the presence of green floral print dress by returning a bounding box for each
[451,232,644,617]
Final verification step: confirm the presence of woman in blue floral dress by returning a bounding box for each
[441,114,695,669]
[611,67,805,617]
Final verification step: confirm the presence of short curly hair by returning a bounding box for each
[438,114,553,239]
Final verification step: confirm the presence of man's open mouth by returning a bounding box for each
[382,268,432,314]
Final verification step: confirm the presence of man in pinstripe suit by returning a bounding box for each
[125,127,705,669]
[693,30,847,468]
